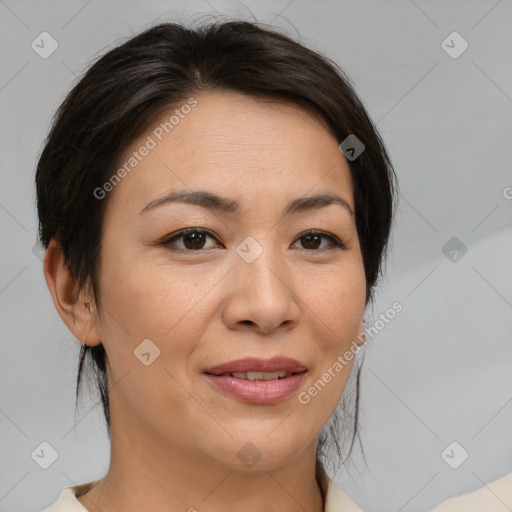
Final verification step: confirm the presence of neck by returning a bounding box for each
[77,417,325,512]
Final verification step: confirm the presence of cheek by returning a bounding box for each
[304,261,366,344]
[95,248,227,394]
[99,245,202,333]
[95,255,206,416]
[300,260,365,408]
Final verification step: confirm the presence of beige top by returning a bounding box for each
[429,472,512,511]
[42,472,512,511]
[41,477,364,511]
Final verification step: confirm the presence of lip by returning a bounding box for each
[203,357,307,405]
[204,372,307,404]
[204,356,307,375]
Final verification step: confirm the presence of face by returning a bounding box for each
[90,91,366,471]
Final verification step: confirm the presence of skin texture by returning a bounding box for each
[44,91,367,512]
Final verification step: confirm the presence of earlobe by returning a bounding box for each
[42,239,102,346]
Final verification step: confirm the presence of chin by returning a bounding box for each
[205,429,315,472]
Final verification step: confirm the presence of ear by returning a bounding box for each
[43,239,102,346]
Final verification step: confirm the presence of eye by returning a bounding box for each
[292,230,345,251]
[159,228,221,251]
[158,228,345,253]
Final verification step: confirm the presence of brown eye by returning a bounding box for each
[293,230,345,251]
[160,229,219,251]
[300,233,322,250]
[181,231,208,250]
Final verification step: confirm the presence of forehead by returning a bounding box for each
[105,91,354,215]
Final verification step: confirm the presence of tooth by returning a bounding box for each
[229,371,288,381]
[246,371,264,381]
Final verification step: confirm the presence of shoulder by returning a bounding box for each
[325,477,365,512]
[41,480,100,512]
[428,472,512,512]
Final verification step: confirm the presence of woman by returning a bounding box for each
[37,19,397,511]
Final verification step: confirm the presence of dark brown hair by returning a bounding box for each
[35,18,397,482]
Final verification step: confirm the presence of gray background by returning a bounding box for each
[1,1,511,511]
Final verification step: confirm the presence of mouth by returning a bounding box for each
[206,370,301,381]
[204,356,307,376]
[203,357,307,404]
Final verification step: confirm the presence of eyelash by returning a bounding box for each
[158,228,346,252]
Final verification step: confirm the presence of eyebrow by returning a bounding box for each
[139,189,354,217]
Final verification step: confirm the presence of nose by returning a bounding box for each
[221,244,300,335]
